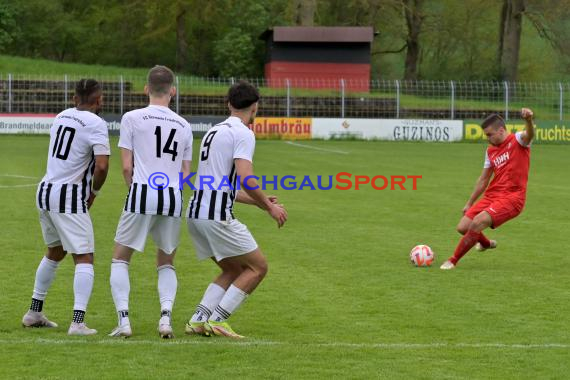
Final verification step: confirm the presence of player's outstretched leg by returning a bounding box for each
[442,212,492,270]
[22,247,65,328]
[457,216,495,251]
[442,230,482,270]
[109,244,133,337]
[157,250,177,339]
[68,254,97,336]
[186,259,241,337]
[206,249,268,339]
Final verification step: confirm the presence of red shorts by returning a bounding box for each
[465,196,524,229]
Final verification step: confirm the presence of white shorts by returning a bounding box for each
[39,210,94,254]
[187,218,258,262]
[114,211,181,254]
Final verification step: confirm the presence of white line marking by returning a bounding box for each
[0,184,37,188]
[0,174,38,188]
[0,174,38,179]
[284,141,349,155]
[0,339,568,349]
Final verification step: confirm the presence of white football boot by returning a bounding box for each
[440,260,456,270]
[68,322,97,336]
[108,324,132,338]
[22,311,58,328]
[158,316,174,339]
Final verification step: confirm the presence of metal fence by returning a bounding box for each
[1,73,568,120]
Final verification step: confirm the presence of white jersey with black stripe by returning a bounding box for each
[187,116,255,221]
[119,105,193,216]
[36,108,110,214]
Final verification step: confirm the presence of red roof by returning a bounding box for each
[261,27,375,43]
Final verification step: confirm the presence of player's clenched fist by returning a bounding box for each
[521,108,533,121]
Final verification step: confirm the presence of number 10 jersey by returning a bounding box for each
[37,108,111,214]
[118,105,193,216]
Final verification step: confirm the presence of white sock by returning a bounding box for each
[209,285,248,322]
[73,263,94,311]
[110,259,130,325]
[190,283,226,323]
[157,265,177,314]
[32,256,60,302]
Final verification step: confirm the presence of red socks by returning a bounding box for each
[478,233,491,249]
[450,230,480,265]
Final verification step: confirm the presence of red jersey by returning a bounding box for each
[483,132,531,200]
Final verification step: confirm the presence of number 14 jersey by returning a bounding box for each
[119,105,193,216]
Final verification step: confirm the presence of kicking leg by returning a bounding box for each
[457,215,495,251]
[442,212,493,269]
[456,216,471,235]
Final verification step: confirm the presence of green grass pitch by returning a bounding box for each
[0,135,568,379]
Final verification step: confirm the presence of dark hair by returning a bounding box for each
[147,65,174,96]
[481,113,506,129]
[227,81,260,110]
[75,79,101,104]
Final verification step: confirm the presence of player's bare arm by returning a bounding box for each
[519,108,534,146]
[120,148,134,186]
[180,160,192,199]
[235,158,287,227]
[236,191,279,207]
[181,160,192,183]
[88,154,110,209]
[463,167,492,214]
[236,191,256,205]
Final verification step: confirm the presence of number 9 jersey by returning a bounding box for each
[37,108,110,214]
[118,105,193,216]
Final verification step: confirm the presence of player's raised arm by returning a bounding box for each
[463,167,492,214]
[520,108,535,146]
[235,158,287,227]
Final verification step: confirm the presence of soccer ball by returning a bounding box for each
[410,245,435,267]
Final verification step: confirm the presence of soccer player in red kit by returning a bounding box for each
[440,108,534,270]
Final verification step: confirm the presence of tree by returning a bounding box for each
[212,0,285,77]
[497,0,525,81]
[403,0,424,80]
[6,0,87,61]
[0,3,18,53]
[370,0,425,80]
[175,1,189,72]
[417,0,498,80]
[214,30,257,77]
[293,0,316,26]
